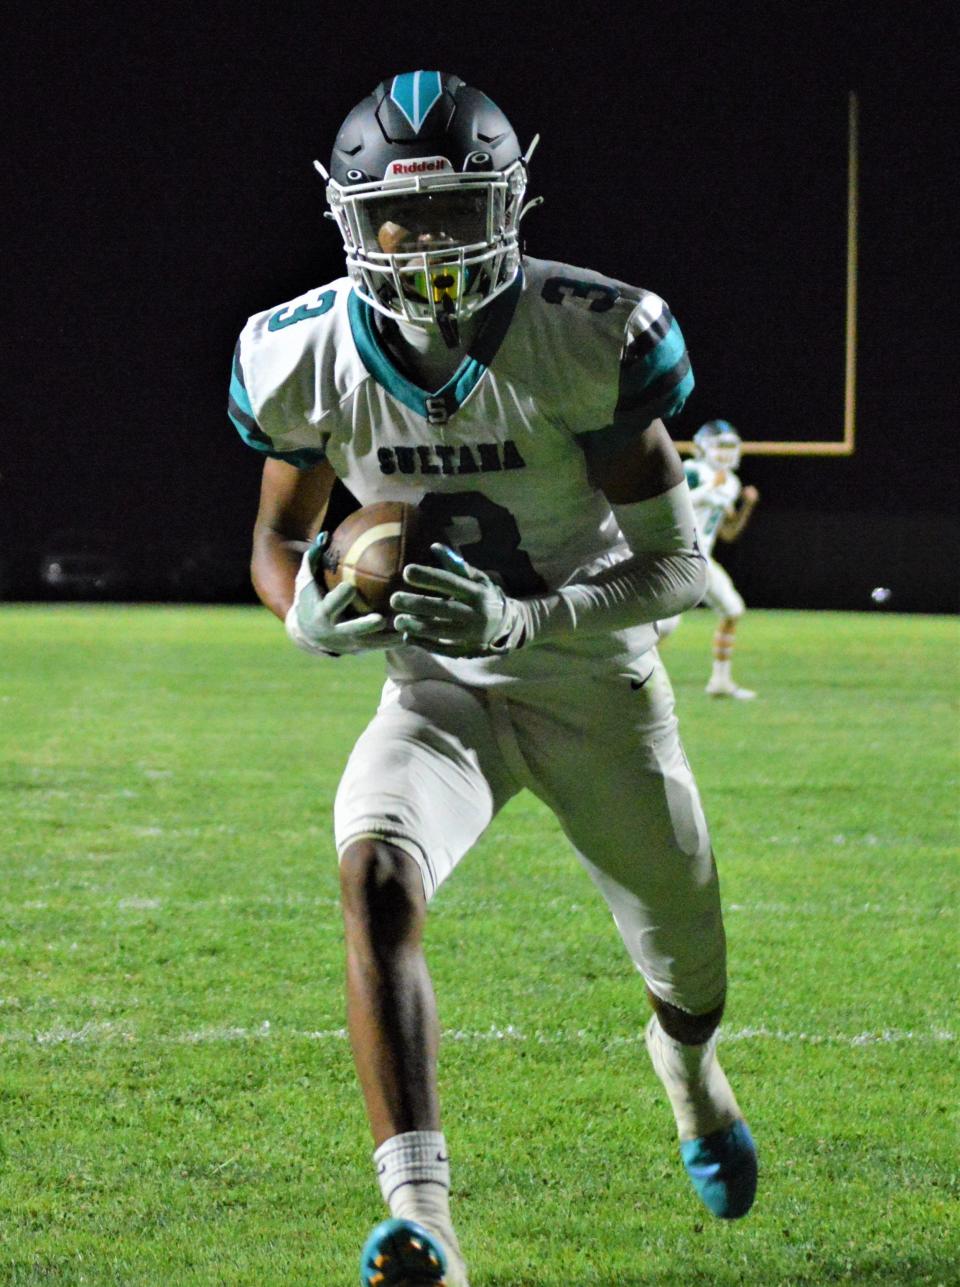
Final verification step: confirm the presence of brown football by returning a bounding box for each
[320,501,434,618]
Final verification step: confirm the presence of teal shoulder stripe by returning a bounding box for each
[228,406,325,469]
[229,405,272,452]
[638,317,687,382]
[230,343,257,421]
[624,361,694,425]
[668,367,695,413]
[229,369,256,422]
[228,341,325,468]
[617,318,693,423]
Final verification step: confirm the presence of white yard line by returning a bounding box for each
[1,1022,954,1048]
[4,896,953,919]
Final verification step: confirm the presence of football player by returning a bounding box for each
[231,72,757,1286]
[660,421,760,699]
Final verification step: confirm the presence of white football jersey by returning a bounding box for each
[230,256,694,686]
[683,460,742,558]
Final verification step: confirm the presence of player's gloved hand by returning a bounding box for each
[284,533,395,657]
[391,544,526,658]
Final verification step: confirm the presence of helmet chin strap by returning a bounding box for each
[436,296,460,349]
[376,309,479,389]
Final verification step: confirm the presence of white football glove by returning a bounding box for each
[285,533,396,657]
[391,544,526,659]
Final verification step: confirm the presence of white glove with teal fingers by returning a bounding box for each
[390,544,526,659]
[284,533,396,658]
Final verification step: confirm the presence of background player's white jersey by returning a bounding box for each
[683,460,741,558]
[230,256,694,686]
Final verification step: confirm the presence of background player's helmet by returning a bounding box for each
[693,420,743,470]
[319,71,538,339]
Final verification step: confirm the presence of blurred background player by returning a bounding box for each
[660,420,760,698]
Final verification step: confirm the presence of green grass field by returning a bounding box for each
[2,605,957,1286]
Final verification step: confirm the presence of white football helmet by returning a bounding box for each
[317,71,540,344]
[693,420,742,471]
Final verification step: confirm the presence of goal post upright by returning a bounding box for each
[676,91,859,458]
[842,88,859,457]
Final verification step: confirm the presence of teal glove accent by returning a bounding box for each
[391,544,525,659]
[285,533,396,657]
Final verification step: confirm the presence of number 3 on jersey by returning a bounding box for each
[418,492,547,596]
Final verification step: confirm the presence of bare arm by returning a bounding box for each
[251,457,337,620]
[581,417,686,504]
[718,484,759,543]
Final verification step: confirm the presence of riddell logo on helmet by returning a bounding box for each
[385,157,454,177]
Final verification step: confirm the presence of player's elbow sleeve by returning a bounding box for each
[672,548,708,613]
[516,483,708,644]
[611,480,707,615]
[626,546,706,621]
[520,545,706,643]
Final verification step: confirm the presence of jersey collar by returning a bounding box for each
[347,270,523,422]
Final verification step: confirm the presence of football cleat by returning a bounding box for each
[705,678,756,700]
[360,1218,451,1286]
[680,1119,758,1219]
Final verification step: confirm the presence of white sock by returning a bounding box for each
[712,659,732,683]
[373,1132,467,1282]
[645,1015,742,1141]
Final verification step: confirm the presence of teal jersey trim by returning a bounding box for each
[228,341,326,469]
[229,351,256,423]
[616,315,694,424]
[228,343,273,452]
[347,272,523,422]
[632,317,687,388]
[575,306,694,462]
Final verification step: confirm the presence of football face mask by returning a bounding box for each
[694,422,743,471]
[705,435,742,471]
[327,165,525,330]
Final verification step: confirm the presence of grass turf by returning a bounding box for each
[1,605,957,1285]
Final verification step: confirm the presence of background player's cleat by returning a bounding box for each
[705,678,757,699]
[679,1119,758,1219]
[360,1217,455,1286]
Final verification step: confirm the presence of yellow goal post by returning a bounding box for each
[676,92,859,458]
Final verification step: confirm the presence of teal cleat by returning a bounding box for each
[360,1217,447,1286]
[679,1119,758,1219]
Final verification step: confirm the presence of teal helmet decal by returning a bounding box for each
[388,71,445,134]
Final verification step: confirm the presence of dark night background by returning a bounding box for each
[4,1,957,611]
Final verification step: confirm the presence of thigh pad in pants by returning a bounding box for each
[334,679,519,899]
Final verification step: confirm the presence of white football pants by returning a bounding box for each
[334,650,727,1015]
[703,557,746,619]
